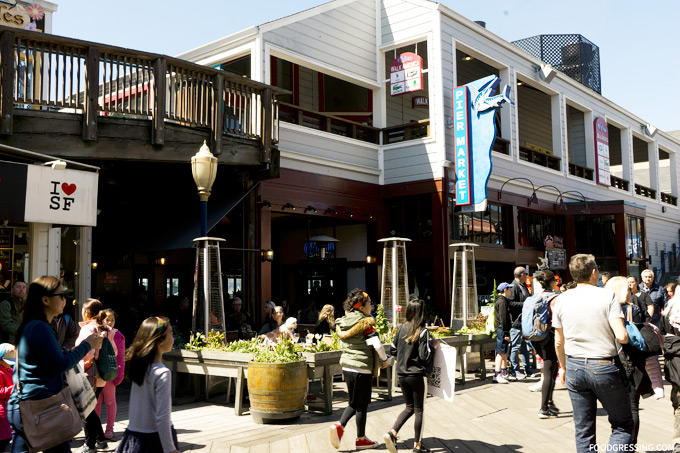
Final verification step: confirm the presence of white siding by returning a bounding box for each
[380,0,434,46]
[264,0,377,80]
[382,141,442,184]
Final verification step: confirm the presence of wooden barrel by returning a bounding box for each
[247,360,308,424]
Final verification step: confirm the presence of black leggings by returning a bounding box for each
[84,387,106,448]
[392,375,426,442]
[339,371,373,438]
[630,386,642,445]
[535,336,558,411]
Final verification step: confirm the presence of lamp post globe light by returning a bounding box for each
[192,140,218,237]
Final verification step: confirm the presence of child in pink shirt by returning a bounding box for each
[95,308,126,439]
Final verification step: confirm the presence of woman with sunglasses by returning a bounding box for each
[330,289,392,450]
[7,276,104,453]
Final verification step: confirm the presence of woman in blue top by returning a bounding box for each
[8,276,103,453]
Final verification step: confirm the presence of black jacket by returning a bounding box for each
[390,323,434,376]
[508,280,528,329]
[661,314,680,387]
[494,294,511,335]
[632,293,653,323]
[50,313,80,350]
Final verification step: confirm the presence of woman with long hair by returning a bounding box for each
[314,304,335,336]
[383,298,437,453]
[7,276,103,453]
[116,317,179,453]
[330,289,392,450]
[527,270,560,419]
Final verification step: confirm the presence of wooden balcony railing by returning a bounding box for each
[493,137,510,155]
[382,119,430,144]
[610,175,629,191]
[518,145,561,171]
[661,192,678,206]
[635,184,657,200]
[568,162,594,181]
[0,25,284,158]
[278,102,379,143]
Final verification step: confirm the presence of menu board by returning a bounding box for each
[546,248,566,270]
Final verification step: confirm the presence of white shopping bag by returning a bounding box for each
[427,343,456,402]
[65,362,97,419]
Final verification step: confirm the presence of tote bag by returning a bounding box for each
[427,343,456,403]
[65,362,97,419]
[16,349,82,452]
[95,337,118,382]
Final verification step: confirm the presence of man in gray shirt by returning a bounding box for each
[553,254,632,452]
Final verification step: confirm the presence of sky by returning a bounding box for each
[53,0,678,133]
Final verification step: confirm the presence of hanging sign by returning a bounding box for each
[453,75,514,211]
[0,162,99,226]
[390,52,423,96]
[594,117,610,186]
[0,2,46,32]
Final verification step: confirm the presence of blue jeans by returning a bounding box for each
[8,406,71,453]
[509,328,531,374]
[565,357,633,453]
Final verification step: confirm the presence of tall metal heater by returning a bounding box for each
[192,237,227,334]
[450,243,479,330]
[379,237,411,327]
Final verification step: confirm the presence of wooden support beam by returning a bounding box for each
[152,57,166,145]
[211,73,224,155]
[0,31,15,136]
[260,88,272,164]
[82,46,99,141]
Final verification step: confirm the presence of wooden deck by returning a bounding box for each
[77,359,677,453]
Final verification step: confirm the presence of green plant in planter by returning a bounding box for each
[185,330,227,351]
[223,338,260,353]
[252,334,303,363]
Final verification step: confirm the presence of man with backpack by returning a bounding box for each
[0,280,26,344]
[553,254,632,452]
[493,283,513,383]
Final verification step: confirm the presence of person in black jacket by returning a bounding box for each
[494,283,513,384]
[507,267,536,379]
[660,295,680,453]
[628,275,653,323]
[383,298,437,453]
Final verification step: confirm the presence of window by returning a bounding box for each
[517,211,565,248]
[574,215,617,258]
[138,278,148,290]
[225,274,242,299]
[270,57,295,104]
[387,194,432,240]
[451,203,509,246]
[626,216,645,259]
[221,55,251,78]
[321,75,370,113]
[166,278,179,297]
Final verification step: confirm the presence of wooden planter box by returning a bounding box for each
[163,348,347,416]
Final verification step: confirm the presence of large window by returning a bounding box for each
[387,195,433,241]
[517,211,565,248]
[451,204,509,246]
[221,56,251,78]
[574,215,617,258]
[626,216,645,260]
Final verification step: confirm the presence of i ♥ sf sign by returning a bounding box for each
[0,162,98,226]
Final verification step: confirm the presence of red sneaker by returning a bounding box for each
[330,423,344,449]
[355,437,379,450]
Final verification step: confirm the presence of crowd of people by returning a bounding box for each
[491,255,680,453]
[2,259,680,453]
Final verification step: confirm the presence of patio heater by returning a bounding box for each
[450,243,479,330]
[379,237,411,327]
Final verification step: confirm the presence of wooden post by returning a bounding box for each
[211,73,224,155]
[0,32,15,136]
[152,57,166,145]
[82,46,99,141]
[260,88,272,164]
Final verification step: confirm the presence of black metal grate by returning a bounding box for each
[512,34,601,94]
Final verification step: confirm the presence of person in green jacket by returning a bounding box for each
[0,280,26,344]
[329,289,392,451]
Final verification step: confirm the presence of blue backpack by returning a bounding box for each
[522,293,557,342]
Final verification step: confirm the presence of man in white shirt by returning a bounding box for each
[553,254,632,453]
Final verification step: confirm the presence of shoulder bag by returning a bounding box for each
[17,346,82,452]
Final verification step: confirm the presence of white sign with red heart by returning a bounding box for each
[24,166,99,226]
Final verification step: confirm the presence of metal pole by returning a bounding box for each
[200,199,208,237]
[462,248,468,328]
[203,240,210,336]
[392,242,398,327]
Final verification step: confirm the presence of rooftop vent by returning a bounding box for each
[512,34,601,94]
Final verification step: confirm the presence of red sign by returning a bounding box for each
[390,52,423,96]
[594,117,610,186]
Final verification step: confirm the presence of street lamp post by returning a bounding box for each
[191,141,218,237]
